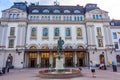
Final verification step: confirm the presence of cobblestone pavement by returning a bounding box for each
[0,66,120,80]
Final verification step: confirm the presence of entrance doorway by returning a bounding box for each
[41,58,49,67]
[99,54,105,64]
[77,52,85,67]
[28,53,37,68]
[64,52,73,67]
[41,52,50,68]
[78,59,83,66]
[30,59,36,67]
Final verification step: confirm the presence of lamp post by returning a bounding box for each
[16,48,22,55]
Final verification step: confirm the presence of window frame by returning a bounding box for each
[10,27,15,36]
[8,39,14,48]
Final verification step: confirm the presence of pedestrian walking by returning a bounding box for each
[90,61,96,78]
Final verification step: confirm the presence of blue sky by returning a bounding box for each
[0,0,120,19]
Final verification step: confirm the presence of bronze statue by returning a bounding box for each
[57,37,64,55]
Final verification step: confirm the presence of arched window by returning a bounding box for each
[65,46,72,49]
[32,9,39,13]
[53,9,60,13]
[31,27,37,37]
[43,9,49,13]
[41,45,49,49]
[77,45,84,49]
[64,10,70,13]
[66,28,71,36]
[53,46,57,49]
[43,28,48,36]
[74,10,81,13]
[77,28,82,36]
[30,46,37,49]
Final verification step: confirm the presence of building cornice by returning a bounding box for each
[27,20,85,24]
[85,19,110,23]
[110,26,120,29]
[0,18,27,22]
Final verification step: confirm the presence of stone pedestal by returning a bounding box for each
[55,55,64,71]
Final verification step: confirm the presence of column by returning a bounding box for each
[91,26,96,45]
[37,53,40,65]
[74,52,77,67]
[49,53,53,67]
[103,25,109,45]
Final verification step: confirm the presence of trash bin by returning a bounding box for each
[112,65,117,72]
[112,61,117,72]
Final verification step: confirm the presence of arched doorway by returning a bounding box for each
[64,52,73,67]
[28,46,37,68]
[41,45,50,68]
[77,52,85,66]
[77,45,85,67]
[64,45,73,67]
[99,54,105,64]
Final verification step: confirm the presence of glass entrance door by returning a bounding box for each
[41,58,49,67]
[41,52,49,68]
[64,52,73,67]
[77,52,85,67]
[28,53,37,68]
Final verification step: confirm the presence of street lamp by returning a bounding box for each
[16,48,22,55]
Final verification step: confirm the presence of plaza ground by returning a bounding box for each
[0,66,120,80]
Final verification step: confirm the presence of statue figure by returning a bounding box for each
[57,37,64,55]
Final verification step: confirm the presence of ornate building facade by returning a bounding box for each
[0,2,116,68]
[110,20,120,65]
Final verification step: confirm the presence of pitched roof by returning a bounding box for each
[10,2,27,11]
[110,20,120,26]
[28,4,84,15]
[85,3,100,12]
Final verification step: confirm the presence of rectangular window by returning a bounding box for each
[93,15,95,19]
[8,39,14,48]
[74,16,76,21]
[114,42,119,49]
[54,28,59,36]
[97,27,102,36]
[98,39,103,47]
[31,27,37,37]
[9,14,12,18]
[96,15,99,19]
[43,28,48,37]
[66,28,71,36]
[113,32,117,39]
[79,16,82,21]
[77,28,82,36]
[10,27,15,36]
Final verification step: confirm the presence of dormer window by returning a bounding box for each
[74,10,81,13]
[32,9,39,13]
[43,9,49,13]
[64,10,70,13]
[53,9,60,13]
